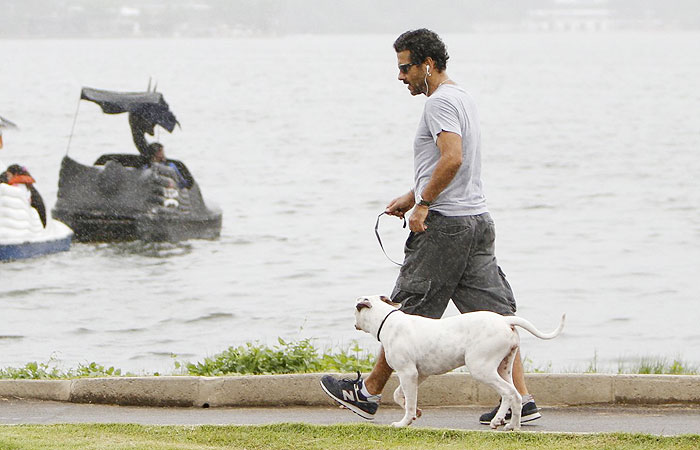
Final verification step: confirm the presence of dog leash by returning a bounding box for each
[374,211,406,267]
[376,308,400,342]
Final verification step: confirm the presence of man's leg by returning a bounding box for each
[449,214,541,424]
[364,212,463,395]
[512,349,529,396]
[320,212,460,419]
[364,347,393,395]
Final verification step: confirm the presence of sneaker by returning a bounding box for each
[320,372,380,420]
[479,399,541,425]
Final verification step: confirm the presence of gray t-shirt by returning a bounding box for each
[413,84,488,216]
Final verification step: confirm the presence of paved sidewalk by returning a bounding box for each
[1,399,699,436]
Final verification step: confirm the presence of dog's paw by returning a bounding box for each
[504,422,521,432]
[391,417,416,427]
[490,417,505,429]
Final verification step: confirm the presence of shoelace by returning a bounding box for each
[339,371,380,402]
[336,371,362,385]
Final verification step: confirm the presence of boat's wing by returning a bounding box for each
[81,87,180,155]
[80,88,178,131]
[0,115,18,149]
[0,115,19,130]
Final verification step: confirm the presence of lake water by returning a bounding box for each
[1,32,699,375]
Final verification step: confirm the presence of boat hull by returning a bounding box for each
[54,210,222,243]
[0,234,72,261]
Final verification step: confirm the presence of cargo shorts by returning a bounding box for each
[390,211,517,319]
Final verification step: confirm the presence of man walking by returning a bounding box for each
[320,29,540,425]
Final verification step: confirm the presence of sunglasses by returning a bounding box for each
[398,62,418,74]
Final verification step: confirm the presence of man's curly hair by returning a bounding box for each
[393,29,449,71]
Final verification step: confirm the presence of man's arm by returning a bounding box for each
[409,130,462,232]
[167,162,189,189]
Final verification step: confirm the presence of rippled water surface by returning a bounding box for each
[1,32,699,373]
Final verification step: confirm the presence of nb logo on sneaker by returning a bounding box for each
[342,389,356,402]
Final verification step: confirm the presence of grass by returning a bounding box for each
[0,341,697,379]
[577,351,699,375]
[0,424,698,450]
[524,353,698,376]
[618,357,699,375]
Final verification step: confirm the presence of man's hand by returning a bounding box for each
[409,204,429,232]
[386,190,428,232]
[385,191,416,219]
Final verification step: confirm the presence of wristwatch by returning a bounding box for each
[416,193,431,207]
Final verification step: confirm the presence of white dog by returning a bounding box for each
[354,295,565,430]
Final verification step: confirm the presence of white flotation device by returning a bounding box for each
[0,183,73,245]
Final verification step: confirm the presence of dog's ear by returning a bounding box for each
[379,295,400,306]
[356,299,372,311]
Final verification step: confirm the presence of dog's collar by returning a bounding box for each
[376,309,400,342]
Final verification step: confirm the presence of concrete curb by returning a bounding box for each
[0,380,71,402]
[1,373,699,407]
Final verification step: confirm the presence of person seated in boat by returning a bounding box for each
[144,142,188,189]
[1,164,47,228]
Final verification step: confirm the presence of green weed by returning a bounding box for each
[2,342,698,379]
[0,360,131,380]
[617,357,698,375]
[182,338,375,376]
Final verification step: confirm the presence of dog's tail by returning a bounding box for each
[506,314,566,340]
